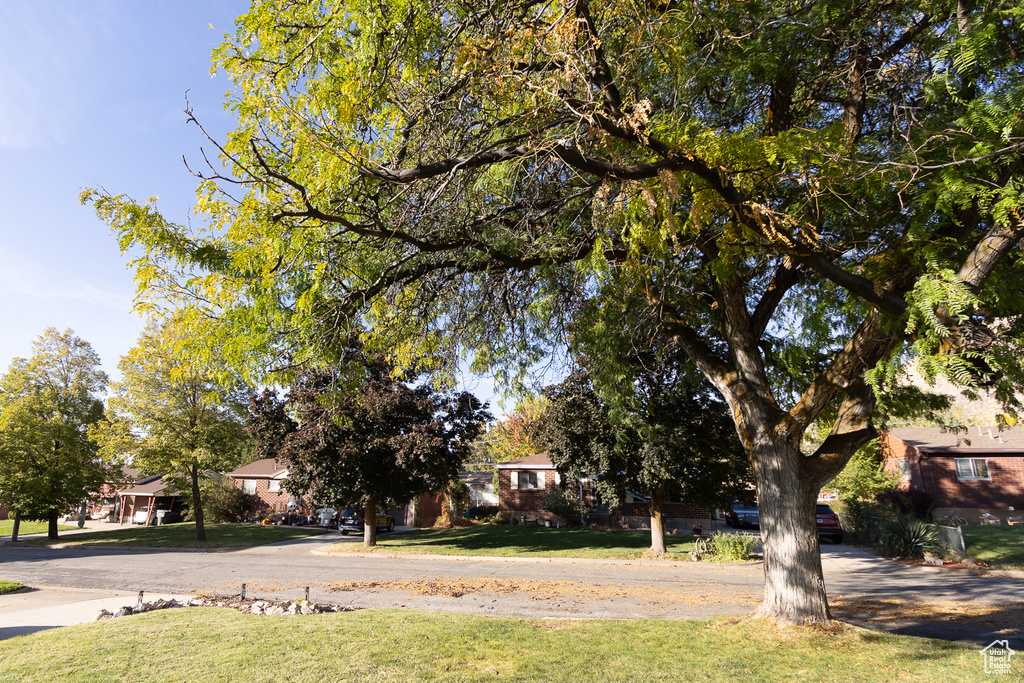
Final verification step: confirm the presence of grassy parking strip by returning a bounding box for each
[0,520,75,537]
[0,608,979,682]
[962,525,1024,570]
[0,579,25,594]
[330,525,703,560]
[12,522,328,549]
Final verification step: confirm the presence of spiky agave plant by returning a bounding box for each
[881,515,943,558]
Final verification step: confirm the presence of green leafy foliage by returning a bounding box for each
[881,515,943,559]
[708,531,759,563]
[248,334,490,546]
[83,0,1024,623]
[540,490,585,528]
[0,328,113,539]
[94,316,253,542]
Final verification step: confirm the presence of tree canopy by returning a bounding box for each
[540,368,750,553]
[248,335,491,546]
[85,0,1024,624]
[0,328,111,539]
[94,317,252,542]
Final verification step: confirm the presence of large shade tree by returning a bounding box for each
[94,317,252,542]
[85,1,1024,624]
[248,335,491,547]
[0,328,111,540]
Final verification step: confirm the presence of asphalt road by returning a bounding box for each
[2,532,1021,646]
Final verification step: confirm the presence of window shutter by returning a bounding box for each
[537,472,546,489]
[511,471,519,490]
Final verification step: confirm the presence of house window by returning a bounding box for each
[896,460,909,479]
[955,458,990,481]
[511,471,545,490]
[242,479,258,495]
[268,479,282,493]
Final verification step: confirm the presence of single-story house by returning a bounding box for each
[497,453,713,529]
[881,426,1024,523]
[225,458,295,517]
[116,475,185,526]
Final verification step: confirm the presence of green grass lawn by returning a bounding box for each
[331,524,704,560]
[962,525,1024,570]
[13,522,328,549]
[0,579,25,594]
[0,520,75,537]
[0,608,980,682]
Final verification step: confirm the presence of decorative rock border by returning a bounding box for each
[94,591,357,622]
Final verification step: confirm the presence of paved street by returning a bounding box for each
[2,531,1022,646]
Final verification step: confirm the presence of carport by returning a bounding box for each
[116,476,182,526]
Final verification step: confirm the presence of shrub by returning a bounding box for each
[540,490,585,527]
[708,531,758,562]
[201,479,250,523]
[877,489,936,521]
[881,515,942,558]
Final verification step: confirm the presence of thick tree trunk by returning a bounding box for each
[363,494,378,548]
[751,438,830,625]
[191,468,207,543]
[648,484,667,555]
[47,508,59,540]
[11,511,21,541]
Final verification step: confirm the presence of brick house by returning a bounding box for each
[225,458,299,517]
[881,426,1024,523]
[497,453,713,529]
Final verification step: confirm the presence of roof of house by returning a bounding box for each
[118,476,180,498]
[885,426,1024,454]
[226,458,289,479]
[459,471,494,488]
[495,453,556,469]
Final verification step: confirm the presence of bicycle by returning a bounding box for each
[938,513,967,527]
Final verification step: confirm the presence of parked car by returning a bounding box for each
[816,504,844,544]
[338,507,396,535]
[724,502,759,529]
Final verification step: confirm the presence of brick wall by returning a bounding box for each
[918,456,1024,508]
[498,469,558,516]
[231,477,304,516]
[881,434,1024,509]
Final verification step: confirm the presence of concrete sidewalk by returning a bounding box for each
[0,586,187,640]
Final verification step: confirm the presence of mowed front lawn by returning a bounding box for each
[962,525,1024,570]
[0,520,76,537]
[12,522,328,549]
[330,524,703,560]
[0,607,979,682]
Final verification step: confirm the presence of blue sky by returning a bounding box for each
[0,1,246,380]
[0,1,504,409]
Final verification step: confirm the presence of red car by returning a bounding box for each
[816,504,844,544]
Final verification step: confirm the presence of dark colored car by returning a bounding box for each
[816,504,844,544]
[724,502,759,529]
[338,507,396,535]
